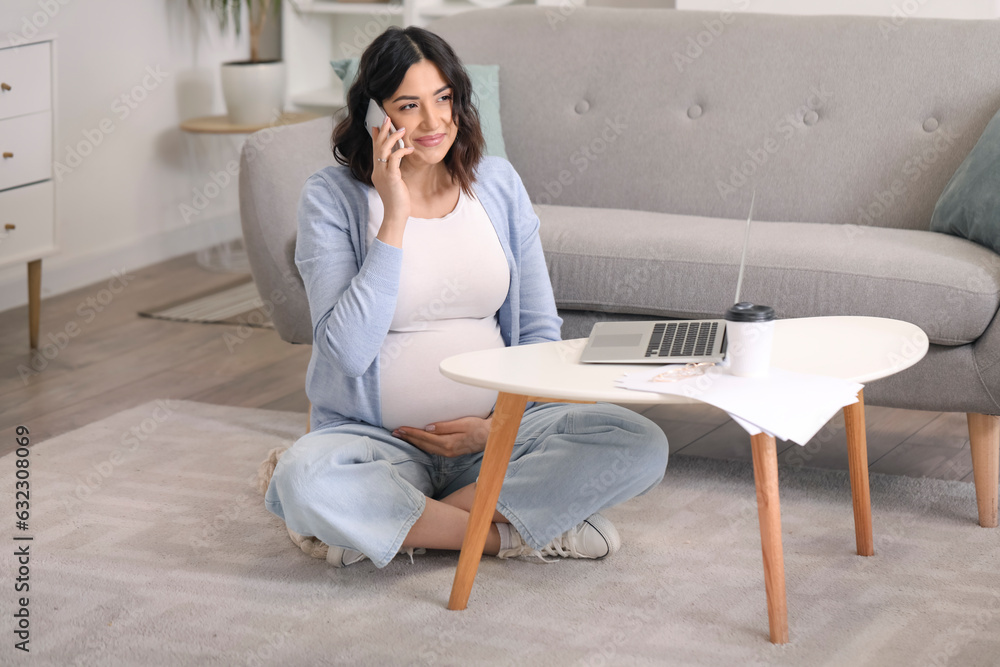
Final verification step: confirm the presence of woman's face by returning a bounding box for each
[382,60,458,168]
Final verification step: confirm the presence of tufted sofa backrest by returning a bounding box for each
[427,6,1000,231]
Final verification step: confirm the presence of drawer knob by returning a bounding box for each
[4,224,13,230]
[0,83,9,92]
[2,152,11,159]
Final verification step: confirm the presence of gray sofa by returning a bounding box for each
[238,7,1000,526]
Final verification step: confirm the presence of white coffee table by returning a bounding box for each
[438,316,928,644]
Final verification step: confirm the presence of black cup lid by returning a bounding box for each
[724,302,776,322]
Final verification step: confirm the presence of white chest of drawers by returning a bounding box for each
[0,34,57,350]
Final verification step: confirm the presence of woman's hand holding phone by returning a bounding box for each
[370,104,415,248]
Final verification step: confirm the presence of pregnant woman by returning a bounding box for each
[262,24,670,568]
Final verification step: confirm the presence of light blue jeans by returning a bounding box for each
[264,401,669,568]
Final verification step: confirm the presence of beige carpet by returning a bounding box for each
[4,399,999,666]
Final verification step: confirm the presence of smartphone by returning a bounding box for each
[365,98,405,152]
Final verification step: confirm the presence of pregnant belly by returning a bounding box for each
[378,318,505,432]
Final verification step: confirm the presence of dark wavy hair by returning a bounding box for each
[332,26,485,199]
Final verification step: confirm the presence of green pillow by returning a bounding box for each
[930,107,1000,253]
[331,58,507,160]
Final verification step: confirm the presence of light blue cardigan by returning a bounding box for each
[295,155,564,431]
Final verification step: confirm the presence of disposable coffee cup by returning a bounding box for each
[723,302,776,378]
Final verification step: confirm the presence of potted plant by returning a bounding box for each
[187,0,285,126]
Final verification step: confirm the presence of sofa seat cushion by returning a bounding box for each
[535,204,1000,347]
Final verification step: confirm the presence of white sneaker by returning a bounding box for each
[285,527,422,568]
[496,513,621,561]
[286,527,423,568]
[326,545,368,568]
[325,544,424,568]
[258,446,423,567]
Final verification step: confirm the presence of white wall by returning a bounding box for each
[2,0,992,314]
[676,0,999,18]
[589,0,675,6]
[0,1,274,313]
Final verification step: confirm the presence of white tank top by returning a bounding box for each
[366,185,510,431]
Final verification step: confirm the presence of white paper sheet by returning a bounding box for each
[616,364,862,445]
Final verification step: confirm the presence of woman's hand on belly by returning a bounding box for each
[392,415,493,458]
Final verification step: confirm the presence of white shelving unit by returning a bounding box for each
[0,33,57,349]
[283,0,563,114]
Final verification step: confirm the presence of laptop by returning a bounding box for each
[579,191,757,364]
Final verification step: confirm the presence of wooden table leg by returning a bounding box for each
[967,413,999,528]
[28,259,41,350]
[448,391,528,611]
[750,432,789,644]
[844,389,874,556]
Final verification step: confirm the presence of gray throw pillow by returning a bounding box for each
[331,58,507,160]
[930,107,1000,253]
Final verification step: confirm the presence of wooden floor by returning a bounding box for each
[0,252,977,482]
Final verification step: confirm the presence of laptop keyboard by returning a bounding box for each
[644,321,719,358]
